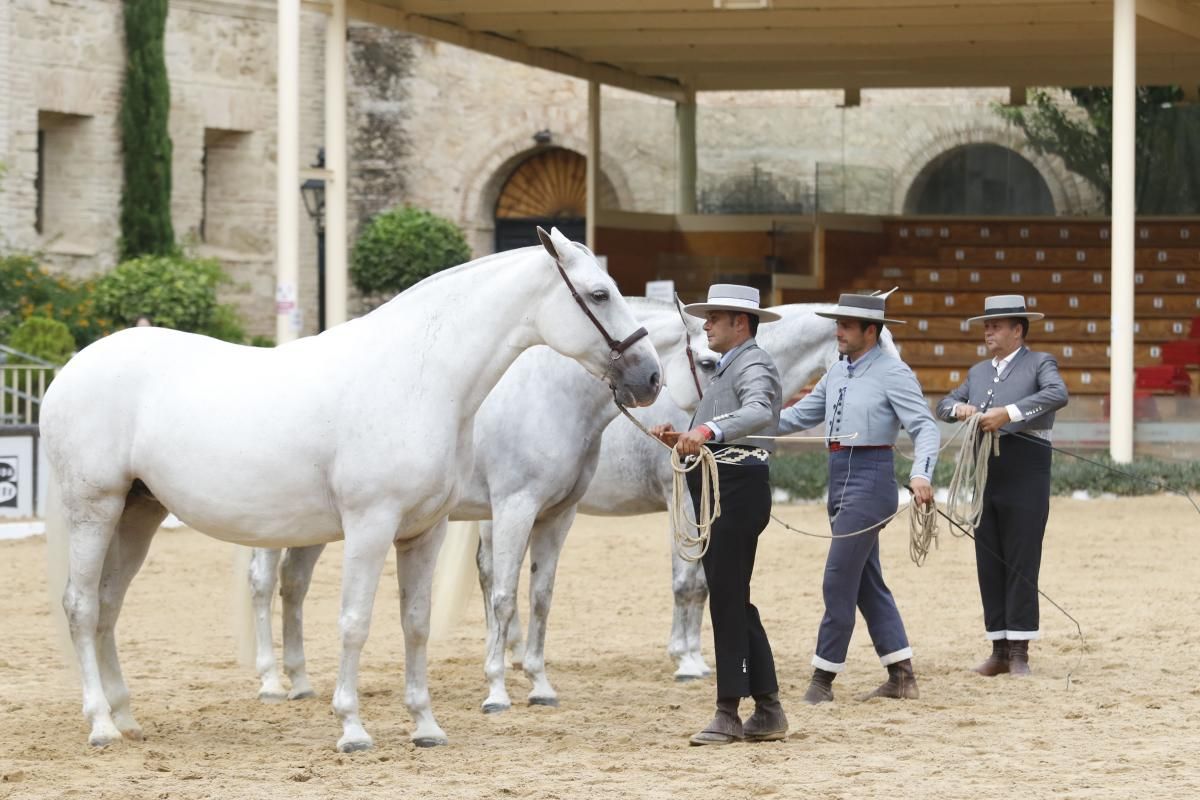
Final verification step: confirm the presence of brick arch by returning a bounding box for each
[891,125,1092,215]
[458,134,633,255]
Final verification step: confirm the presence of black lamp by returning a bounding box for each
[299,148,327,331]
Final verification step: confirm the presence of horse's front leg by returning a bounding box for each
[481,499,539,713]
[395,519,450,747]
[279,543,326,700]
[331,512,395,752]
[523,504,577,706]
[664,482,711,681]
[672,547,711,680]
[249,547,286,701]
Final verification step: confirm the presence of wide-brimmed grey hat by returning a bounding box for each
[966,294,1045,324]
[684,283,782,323]
[814,291,906,325]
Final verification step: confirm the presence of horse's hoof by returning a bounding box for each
[337,739,373,753]
[412,736,448,748]
[88,733,120,748]
[288,689,316,701]
[258,691,288,704]
[120,727,144,742]
[528,696,559,707]
[674,673,704,683]
[481,702,510,714]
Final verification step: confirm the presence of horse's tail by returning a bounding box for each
[43,468,79,678]
[231,546,258,668]
[429,521,480,642]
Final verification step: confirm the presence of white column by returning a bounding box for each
[676,87,697,214]
[1110,0,1136,463]
[276,0,302,344]
[586,80,600,250]
[324,0,349,328]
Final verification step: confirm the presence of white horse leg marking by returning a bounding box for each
[280,544,325,700]
[395,520,449,747]
[249,548,286,701]
[523,505,577,706]
[331,514,396,753]
[62,492,127,747]
[96,494,166,739]
[481,501,538,713]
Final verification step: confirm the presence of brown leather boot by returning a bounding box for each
[973,640,1010,676]
[689,697,743,746]
[743,692,788,742]
[1008,640,1032,676]
[802,669,835,705]
[861,659,919,700]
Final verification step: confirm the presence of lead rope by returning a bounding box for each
[612,395,939,564]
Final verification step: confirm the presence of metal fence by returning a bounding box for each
[1,365,57,425]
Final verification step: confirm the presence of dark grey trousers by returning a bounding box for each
[814,448,912,672]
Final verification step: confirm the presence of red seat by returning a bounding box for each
[1134,364,1191,395]
[1161,340,1200,367]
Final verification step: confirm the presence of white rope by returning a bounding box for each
[669,448,719,563]
[944,414,998,534]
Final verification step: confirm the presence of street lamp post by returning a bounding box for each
[300,148,327,332]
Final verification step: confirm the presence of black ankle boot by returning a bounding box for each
[803,669,836,705]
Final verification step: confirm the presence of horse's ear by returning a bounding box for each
[536,226,559,261]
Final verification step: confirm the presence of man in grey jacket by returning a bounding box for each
[777,292,939,704]
[935,295,1068,676]
[650,284,786,746]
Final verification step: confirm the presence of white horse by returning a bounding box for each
[579,305,900,680]
[40,227,662,751]
[244,298,718,711]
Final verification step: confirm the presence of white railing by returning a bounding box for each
[1,364,58,425]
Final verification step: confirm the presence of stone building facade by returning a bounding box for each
[0,1,1101,337]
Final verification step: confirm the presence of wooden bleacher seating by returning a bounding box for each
[863,219,1200,395]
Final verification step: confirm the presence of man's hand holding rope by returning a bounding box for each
[650,423,714,457]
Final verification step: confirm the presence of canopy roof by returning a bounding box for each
[346,0,1200,100]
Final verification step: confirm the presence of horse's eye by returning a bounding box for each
[697,359,716,371]
[590,289,609,303]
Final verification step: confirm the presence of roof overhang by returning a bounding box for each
[341,0,1200,99]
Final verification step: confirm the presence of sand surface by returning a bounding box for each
[1,497,1198,799]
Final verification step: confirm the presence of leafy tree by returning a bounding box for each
[93,254,246,342]
[350,206,472,304]
[119,0,175,259]
[998,87,1200,213]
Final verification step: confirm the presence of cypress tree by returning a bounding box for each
[119,0,175,259]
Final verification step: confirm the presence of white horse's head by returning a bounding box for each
[534,227,662,407]
[628,298,719,413]
[756,303,900,397]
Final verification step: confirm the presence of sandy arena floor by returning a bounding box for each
[1,496,1198,799]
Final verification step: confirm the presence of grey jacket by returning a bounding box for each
[778,346,940,481]
[935,346,1069,434]
[691,338,783,452]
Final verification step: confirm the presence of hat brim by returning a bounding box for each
[966,312,1045,324]
[684,302,782,323]
[814,309,906,325]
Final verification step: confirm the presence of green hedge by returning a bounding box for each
[92,254,245,342]
[769,450,1200,500]
[0,254,111,348]
[350,206,471,302]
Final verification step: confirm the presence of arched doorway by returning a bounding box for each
[493,148,617,251]
[904,144,1055,215]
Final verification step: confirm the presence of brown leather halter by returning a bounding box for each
[674,294,705,401]
[550,257,648,361]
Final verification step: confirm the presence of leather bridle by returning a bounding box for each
[674,294,705,401]
[550,257,648,361]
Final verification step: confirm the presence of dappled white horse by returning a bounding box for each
[40,227,661,751]
[579,305,900,680]
[245,298,717,711]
